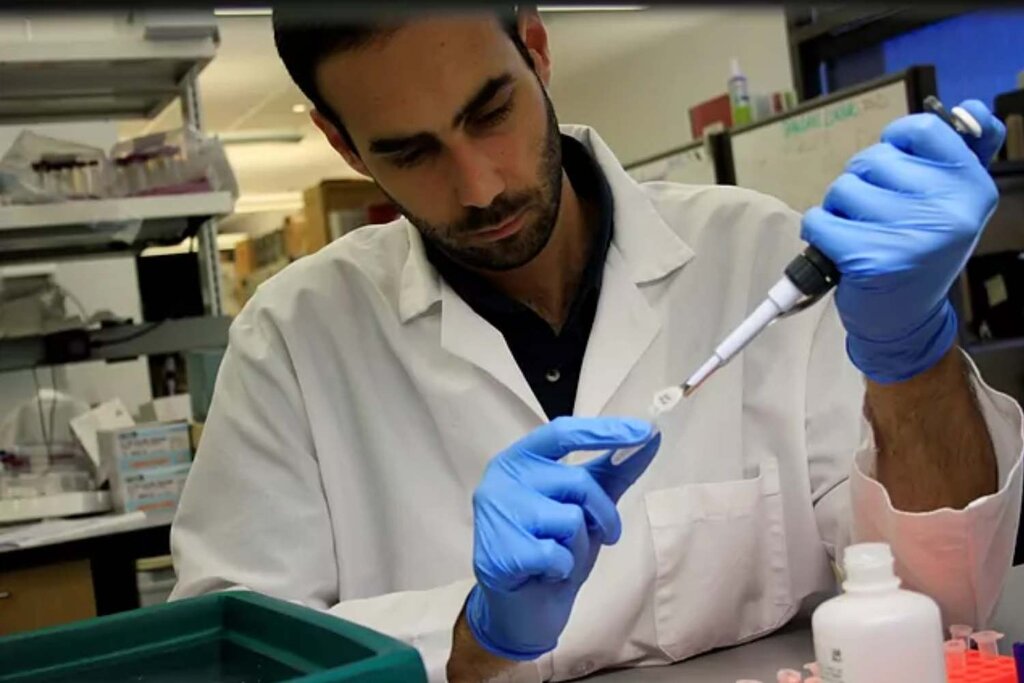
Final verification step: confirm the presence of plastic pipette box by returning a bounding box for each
[947,650,1017,683]
[0,591,427,682]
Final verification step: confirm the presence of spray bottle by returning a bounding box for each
[728,57,752,126]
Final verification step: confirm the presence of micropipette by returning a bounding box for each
[656,96,983,405]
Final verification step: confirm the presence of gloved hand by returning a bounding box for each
[465,416,661,660]
[802,99,1006,383]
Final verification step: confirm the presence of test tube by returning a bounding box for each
[949,623,973,648]
[971,630,1004,659]
[945,639,967,672]
[776,670,802,683]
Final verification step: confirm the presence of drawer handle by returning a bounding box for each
[0,591,10,600]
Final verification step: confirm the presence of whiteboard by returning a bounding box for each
[627,142,716,186]
[731,79,911,213]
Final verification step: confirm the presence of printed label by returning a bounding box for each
[821,647,845,683]
[985,275,1009,308]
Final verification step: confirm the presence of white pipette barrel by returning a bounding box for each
[683,275,804,392]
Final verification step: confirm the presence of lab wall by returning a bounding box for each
[0,122,153,422]
[549,8,794,166]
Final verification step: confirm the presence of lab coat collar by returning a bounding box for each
[397,223,548,418]
[399,225,441,323]
[397,124,694,324]
[562,124,694,284]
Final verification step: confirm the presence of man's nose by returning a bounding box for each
[449,141,504,209]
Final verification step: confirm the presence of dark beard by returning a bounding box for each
[387,89,563,271]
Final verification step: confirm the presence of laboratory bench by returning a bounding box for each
[587,565,1024,681]
[587,618,815,681]
[0,512,172,635]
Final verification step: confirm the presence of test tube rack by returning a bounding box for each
[947,651,1017,683]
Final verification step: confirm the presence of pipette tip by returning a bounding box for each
[682,365,718,398]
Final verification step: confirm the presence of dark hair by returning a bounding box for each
[272,6,532,154]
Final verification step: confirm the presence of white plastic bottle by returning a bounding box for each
[812,543,946,683]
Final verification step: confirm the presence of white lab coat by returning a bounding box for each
[171,125,1024,682]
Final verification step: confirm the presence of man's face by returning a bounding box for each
[314,16,563,271]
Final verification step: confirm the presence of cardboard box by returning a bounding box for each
[69,399,136,483]
[189,422,204,452]
[689,93,732,139]
[283,212,309,259]
[98,422,192,513]
[113,463,191,514]
[302,178,390,252]
[233,237,256,280]
[138,395,193,424]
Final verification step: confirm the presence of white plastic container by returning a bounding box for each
[812,543,945,683]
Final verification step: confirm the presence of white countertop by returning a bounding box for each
[0,510,173,552]
[586,620,815,682]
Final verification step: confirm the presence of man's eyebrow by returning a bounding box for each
[452,73,514,127]
[369,131,438,155]
[367,73,515,155]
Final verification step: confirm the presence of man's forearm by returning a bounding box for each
[447,606,518,683]
[865,346,998,512]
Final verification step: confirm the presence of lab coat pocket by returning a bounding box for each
[644,457,794,661]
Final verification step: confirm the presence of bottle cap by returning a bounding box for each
[843,543,901,591]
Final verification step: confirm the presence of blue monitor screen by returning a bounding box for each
[827,10,1024,109]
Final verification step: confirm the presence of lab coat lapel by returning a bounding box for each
[565,124,695,417]
[574,247,661,416]
[440,280,548,423]
[398,223,546,422]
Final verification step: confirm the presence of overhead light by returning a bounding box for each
[291,103,308,114]
[142,233,250,257]
[213,5,645,17]
[539,5,647,11]
[218,129,305,145]
[214,7,271,17]
[233,192,305,214]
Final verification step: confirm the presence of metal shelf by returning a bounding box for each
[991,160,1024,179]
[0,316,231,372]
[0,12,217,123]
[966,337,1024,355]
[0,191,234,262]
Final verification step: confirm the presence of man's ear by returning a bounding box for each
[517,7,552,87]
[310,109,370,177]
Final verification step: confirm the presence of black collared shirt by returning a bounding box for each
[426,135,614,419]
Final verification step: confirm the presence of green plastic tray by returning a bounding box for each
[0,591,427,683]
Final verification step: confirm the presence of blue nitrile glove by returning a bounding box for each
[802,100,1006,383]
[465,416,661,660]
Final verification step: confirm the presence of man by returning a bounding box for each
[171,6,1023,682]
